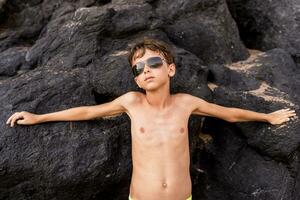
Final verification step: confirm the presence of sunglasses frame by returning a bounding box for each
[132,56,165,77]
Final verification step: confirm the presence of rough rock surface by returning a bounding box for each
[155,0,249,64]
[226,0,300,63]
[0,0,300,200]
[192,49,300,200]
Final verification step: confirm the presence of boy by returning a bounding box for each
[6,38,297,200]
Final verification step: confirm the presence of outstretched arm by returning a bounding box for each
[6,92,134,127]
[188,94,297,125]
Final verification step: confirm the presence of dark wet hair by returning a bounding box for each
[128,38,174,66]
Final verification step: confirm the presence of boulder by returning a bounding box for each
[293,152,300,200]
[25,2,160,68]
[0,47,29,77]
[0,0,300,199]
[0,67,132,199]
[227,0,300,63]
[156,0,249,64]
[207,49,300,159]
[0,0,47,52]
[200,123,295,200]
[191,48,300,199]
[0,0,6,23]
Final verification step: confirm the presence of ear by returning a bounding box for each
[168,63,176,77]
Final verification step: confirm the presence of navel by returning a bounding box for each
[180,127,184,133]
[140,127,145,134]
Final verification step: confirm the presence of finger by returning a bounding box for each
[6,116,12,124]
[285,113,297,118]
[10,118,15,127]
[6,113,17,124]
[282,111,296,115]
[285,110,296,113]
[280,119,288,124]
[281,108,290,111]
[276,109,290,113]
[10,116,17,127]
[285,117,290,122]
[11,114,21,127]
[6,115,11,124]
[9,114,17,127]
[285,108,293,112]
[290,116,297,120]
[283,112,296,115]
[16,119,25,125]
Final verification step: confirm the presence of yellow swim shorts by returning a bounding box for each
[129,195,192,200]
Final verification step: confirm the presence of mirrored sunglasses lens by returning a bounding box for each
[147,57,163,68]
[132,62,145,76]
[136,62,145,73]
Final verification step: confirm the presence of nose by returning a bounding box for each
[143,64,151,74]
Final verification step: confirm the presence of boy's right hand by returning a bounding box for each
[6,111,39,127]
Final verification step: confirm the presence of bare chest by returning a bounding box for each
[130,108,190,147]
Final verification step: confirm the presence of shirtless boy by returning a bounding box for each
[6,38,297,200]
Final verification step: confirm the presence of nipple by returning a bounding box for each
[162,182,167,188]
[140,127,145,134]
[180,127,184,134]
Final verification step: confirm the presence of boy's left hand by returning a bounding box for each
[267,108,297,125]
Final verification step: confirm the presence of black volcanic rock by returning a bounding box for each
[193,48,300,199]
[201,124,295,200]
[0,0,300,200]
[207,49,300,159]
[209,48,300,96]
[227,0,300,63]
[156,0,249,64]
[0,67,132,199]
[0,47,29,76]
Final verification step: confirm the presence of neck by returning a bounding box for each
[145,82,171,110]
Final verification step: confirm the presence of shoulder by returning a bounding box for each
[123,91,144,100]
[118,91,144,105]
[173,93,199,102]
[173,93,208,108]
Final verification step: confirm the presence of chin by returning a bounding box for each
[143,80,168,91]
[143,84,160,91]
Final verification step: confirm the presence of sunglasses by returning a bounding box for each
[132,57,165,77]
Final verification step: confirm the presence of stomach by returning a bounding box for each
[130,172,192,200]
[129,145,192,200]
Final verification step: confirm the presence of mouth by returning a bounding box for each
[144,76,154,81]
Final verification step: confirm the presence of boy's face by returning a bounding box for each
[131,49,176,91]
